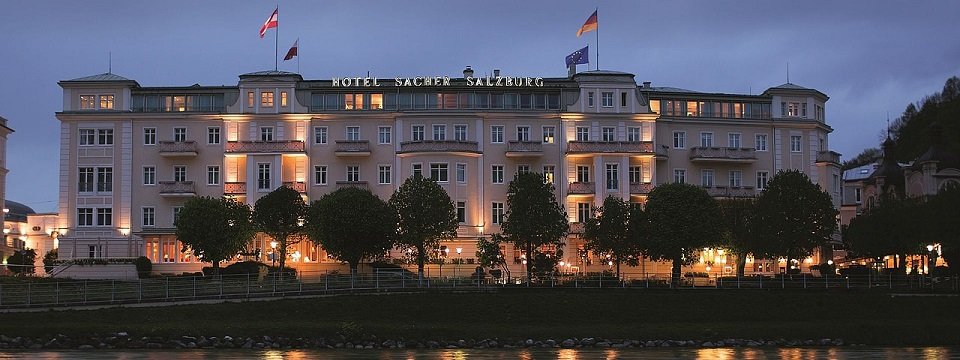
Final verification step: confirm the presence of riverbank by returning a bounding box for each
[1,290,958,346]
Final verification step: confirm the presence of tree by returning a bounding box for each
[717,198,761,277]
[841,147,881,170]
[389,173,459,281]
[6,249,37,275]
[476,234,509,279]
[500,172,568,284]
[844,194,923,270]
[755,170,838,272]
[306,187,396,273]
[252,186,307,273]
[642,183,721,285]
[583,195,642,279]
[43,249,58,274]
[925,183,960,272]
[175,196,256,274]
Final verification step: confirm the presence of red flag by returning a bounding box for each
[283,39,298,61]
[577,10,598,38]
[259,8,278,38]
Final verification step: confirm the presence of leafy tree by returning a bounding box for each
[844,194,923,270]
[500,172,568,284]
[476,234,508,278]
[306,187,396,273]
[889,76,960,162]
[642,183,721,285]
[389,173,459,281]
[755,170,838,272]
[717,198,761,277]
[252,186,307,273]
[43,249,58,274]
[6,249,37,275]
[841,147,881,170]
[175,196,256,274]
[925,182,960,272]
[583,196,642,279]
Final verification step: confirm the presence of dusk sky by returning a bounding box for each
[1,1,958,212]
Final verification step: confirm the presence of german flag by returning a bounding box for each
[577,10,598,38]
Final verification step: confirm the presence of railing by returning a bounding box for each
[283,181,307,193]
[158,181,195,195]
[630,182,654,194]
[158,141,198,155]
[456,225,485,238]
[566,141,654,154]
[224,140,305,153]
[569,223,585,234]
[689,147,757,162]
[568,182,595,194]
[399,140,480,154]
[702,186,756,198]
[506,141,543,154]
[816,151,841,165]
[334,140,370,154]
[224,182,246,195]
[336,181,369,190]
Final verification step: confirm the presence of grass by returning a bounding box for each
[1,289,958,345]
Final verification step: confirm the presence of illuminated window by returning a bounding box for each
[80,95,96,109]
[542,126,555,144]
[99,95,114,110]
[649,99,660,114]
[686,101,697,116]
[370,93,383,110]
[173,96,186,112]
[543,165,555,184]
[247,92,254,108]
[280,91,288,107]
[261,92,274,107]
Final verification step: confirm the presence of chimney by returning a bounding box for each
[463,66,474,78]
[493,69,500,77]
[642,81,651,89]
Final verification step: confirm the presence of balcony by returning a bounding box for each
[334,140,371,156]
[283,181,307,193]
[224,182,246,195]
[505,141,543,157]
[569,222,585,234]
[158,141,198,157]
[689,147,757,163]
[398,140,481,156]
[336,181,369,190]
[816,151,841,165]
[224,140,304,154]
[702,186,756,198]
[567,182,595,195]
[457,225,485,237]
[629,182,654,194]
[566,141,655,156]
[159,181,196,197]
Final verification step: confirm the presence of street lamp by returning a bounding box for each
[270,240,278,267]
[455,247,462,278]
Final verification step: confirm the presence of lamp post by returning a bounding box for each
[270,240,278,267]
[455,247,462,278]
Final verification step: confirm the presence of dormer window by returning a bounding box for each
[80,95,96,109]
[601,92,614,107]
[261,92,274,107]
[99,95,114,110]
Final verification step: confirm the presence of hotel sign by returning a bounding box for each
[332,76,545,87]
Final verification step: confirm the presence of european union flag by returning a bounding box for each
[565,46,589,67]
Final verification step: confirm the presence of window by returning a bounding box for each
[79,129,95,146]
[755,134,768,151]
[785,102,800,117]
[728,133,741,148]
[99,95,114,110]
[701,170,715,187]
[314,127,328,144]
[629,166,642,184]
[247,91,254,108]
[144,128,156,145]
[412,163,423,178]
[370,93,383,110]
[207,127,221,144]
[280,91,288,107]
[260,127,274,142]
[729,170,742,187]
[605,164,619,190]
[412,125,425,141]
[601,127,615,142]
[543,165,555,184]
[700,132,714,147]
[173,206,184,223]
[142,207,155,227]
[98,129,114,145]
[78,167,94,192]
[517,164,530,174]
[174,127,187,142]
[757,171,769,190]
[577,203,592,223]
[457,202,466,223]
[346,165,359,182]
[430,163,448,182]
[433,125,446,141]
[833,174,840,193]
[601,92,613,107]
[673,131,686,149]
[790,135,802,152]
[510,126,529,142]
[143,166,156,185]
[77,208,94,227]
[456,163,467,183]
[257,163,271,190]
[97,208,113,226]
[454,125,468,141]
[174,166,187,182]
[587,92,595,107]
[674,169,686,184]
[802,103,808,118]
[96,167,112,192]
[491,165,504,184]
[491,126,504,143]
[207,166,220,185]
[378,126,392,144]
[314,165,327,185]
[627,127,641,142]
[855,188,862,203]
[346,126,360,141]
[379,165,392,184]
[542,126,555,144]
[576,165,590,183]
[261,91,274,107]
[620,92,628,107]
[492,202,505,224]
[80,95,96,110]
[576,127,589,142]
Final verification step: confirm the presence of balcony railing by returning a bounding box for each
[816,151,841,165]
[224,182,246,195]
[158,141,198,156]
[159,181,195,196]
[689,147,757,162]
[283,181,307,193]
[398,140,480,154]
[224,140,305,153]
[336,181,369,190]
[506,141,543,157]
[630,182,654,194]
[566,141,655,155]
[569,223,585,234]
[568,182,595,195]
[334,140,371,156]
[702,186,756,198]
[457,225,485,237]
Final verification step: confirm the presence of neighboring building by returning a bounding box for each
[55,68,841,277]
[2,200,58,274]
[0,116,12,260]
[839,163,876,228]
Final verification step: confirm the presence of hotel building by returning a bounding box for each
[55,68,841,276]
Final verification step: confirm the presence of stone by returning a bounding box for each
[561,339,575,348]
[525,339,534,347]
[702,342,715,347]
[596,342,611,347]
[78,345,94,350]
[746,341,761,347]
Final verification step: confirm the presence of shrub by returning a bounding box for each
[337,321,365,342]
[134,256,152,278]
[43,249,58,274]
[221,261,269,275]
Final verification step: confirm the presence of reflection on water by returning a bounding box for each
[0,347,956,359]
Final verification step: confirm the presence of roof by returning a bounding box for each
[62,73,134,82]
[576,70,635,76]
[769,82,812,90]
[4,200,36,222]
[843,164,877,182]
[240,70,301,77]
[643,86,701,93]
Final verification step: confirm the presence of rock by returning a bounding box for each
[222,336,233,343]
[596,342,611,347]
[819,338,831,346]
[426,341,439,348]
[182,336,197,343]
[29,344,42,350]
[241,340,253,349]
[561,339,575,348]
[544,339,556,347]
[525,339,534,347]
[116,332,129,338]
[580,338,596,346]
[78,345,95,350]
[702,342,715,347]
[746,340,761,347]
[833,339,844,346]
[488,340,498,348]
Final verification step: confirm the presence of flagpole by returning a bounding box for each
[595,7,599,71]
[275,3,279,71]
[297,39,301,74]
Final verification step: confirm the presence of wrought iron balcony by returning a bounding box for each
[224,140,305,153]
[158,181,195,197]
[158,141,198,157]
[566,141,655,155]
[283,181,307,193]
[399,140,480,155]
[816,151,841,165]
[334,140,371,156]
[224,182,246,195]
[506,141,543,157]
[702,185,756,198]
[567,182,595,195]
[689,147,757,163]
[336,181,369,190]
[630,182,654,194]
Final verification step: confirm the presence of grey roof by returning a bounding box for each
[4,200,36,222]
[576,70,635,76]
[643,86,701,93]
[843,164,877,181]
[770,82,812,90]
[63,73,134,82]
[240,70,300,76]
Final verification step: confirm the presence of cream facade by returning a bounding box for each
[55,69,841,277]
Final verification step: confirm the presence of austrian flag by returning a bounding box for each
[259,8,278,38]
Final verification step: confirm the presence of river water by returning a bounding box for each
[0,348,957,359]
